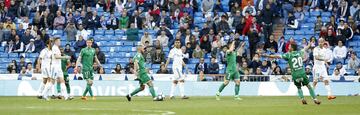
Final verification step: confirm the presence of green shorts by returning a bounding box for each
[82,70,94,80]
[292,73,309,88]
[138,72,151,84]
[63,74,69,82]
[225,71,240,80]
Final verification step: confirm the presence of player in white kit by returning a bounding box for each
[37,40,53,99]
[312,38,336,100]
[165,39,189,99]
[42,38,71,100]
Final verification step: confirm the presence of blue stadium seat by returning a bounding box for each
[105,30,114,35]
[52,30,63,36]
[321,12,331,17]
[108,58,116,64]
[95,30,105,36]
[310,11,321,17]
[189,58,200,64]
[305,30,314,35]
[285,30,294,35]
[195,12,203,17]
[152,64,160,69]
[8,53,18,58]
[295,30,304,35]
[346,69,355,75]
[123,41,134,46]
[115,30,125,35]
[306,17,317,23]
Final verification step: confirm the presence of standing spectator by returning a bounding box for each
[17,2,29,18]
[112,64,123,74]
[195,58,208,74]
[74,35,86,52]
[13,35,24,53]
[129,11,143,29]
[96,47,106,64]
[85,11,101,30]
[287,12,298,29]
[53,11,65,30]
[261,4,274,40]
[201,0,214,15]
[200,36,211,53]
[337,0,350,19]
[126,23,139,41]
[192,45,205,59]
[64,23,77,42]
[347,53,360,70]
[125,0,136,14]
[156,31,169,47]
[157,64,170,74]
[350,1,359,17]
[333,41,347,63]
[140,32,153,46]
[152,48,165,64]
[208,57,219,74]
[24,39,35,53]
[106,13,119,30]
[119,12,129,30]
[242,1,256,16]
[76,24,90,40]
[315,16,323,32]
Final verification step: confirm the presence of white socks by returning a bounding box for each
[61,83,68,99]
[42,83,53,98]
[325,85,332,96]
[179,82,185,97]
[170,83,176,97]
[37,82,45,96]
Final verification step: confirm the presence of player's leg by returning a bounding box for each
[312,69,319,90]
[146,80,163,101]
[324,79,336,100]
[37,78,47,99]
[216,72,231,100]
[64,75,71,96]
[293,78,306,104]
[56,78,61,98]
[179,79,189,99]
[169,80,178,99]
[42,78,54,101]
[81,71,94,100]
[233,72,241,100]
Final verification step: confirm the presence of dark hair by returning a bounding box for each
[291,43,298,51]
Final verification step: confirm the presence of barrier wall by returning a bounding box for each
[0,80,359,96]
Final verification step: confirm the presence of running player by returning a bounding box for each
[313,38,336,100]
[262,42,321,105]
[216,41,245,100]
[165,39,189,99]
[126,46,163,101]
[75,39,102,101]
[37,40,52,99]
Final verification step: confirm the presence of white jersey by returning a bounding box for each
[313,46,327,67]
[168,48,184,68]
[51,45,62,69]
[39,48,52,68]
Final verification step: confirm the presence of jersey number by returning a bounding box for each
[291,57,303,69]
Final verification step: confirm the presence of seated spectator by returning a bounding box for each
[182,46,190,64]
[21,28,33,45]
[140,32,153,46]
[24,39,35,53]
[99,16,107,29]
[273,66,283,75]
[305,65,313,76]
[125,58,134,74]
[332,69,342,79]
[340,23,354,41]
[192,45,205,59]
[119,12,129,30]
[287,12,298,29]
[355,68,360,76]
[347,53,360,70]
[126,23,139,41]
[96,47,106,64]
[64,44,76,62]
[249,54,262,73]
[106,13,119,30]
[264,35,278,52]
[335,62,347,76]
[277,36,286,53]
[157,64,170,74]
[324,43,334,64]
[25,63,33,75]
[112,64,123,74]
[6,40,15,53]
[7,60,18,74]
[200,35,211,53]
[76,25,90,41]
[294,7,305,22]
[285,67,291,75]
[13,35,25,53]
[333,41,347,63]
[260,60,270,75]
[346,46,357,59]
[74,35,86,53]
[216,15,231,34]
[208,57,219,74]
[156,31,169,48]
[152,48,165,64]
[201,0,214,14]
[325,29,336,46]
[98,67,105,74]
[242,1,256,16]
[18,66,29,79]
[195,58,208,74]
[239,62,249,75]
[53,11,65,30]
[315,16,323,32]
[33,64,41,74]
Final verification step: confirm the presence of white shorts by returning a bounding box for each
[172,67,185,81]
[41,67,51,78]
[313,65,330,81]
[51,68,64,79]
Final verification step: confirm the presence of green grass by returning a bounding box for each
[0,96,359,115]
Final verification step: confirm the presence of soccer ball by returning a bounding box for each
[156,93,165,101]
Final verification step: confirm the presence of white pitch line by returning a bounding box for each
[132,109,176,115]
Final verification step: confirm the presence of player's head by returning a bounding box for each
[86,39,93,48]
[174,39,181,49]
[54,37,61,46]
[60,47,64,54]
[318,38,325,47]
[289,43,298,52]
[137,45,145,53]
[46,39,52,49]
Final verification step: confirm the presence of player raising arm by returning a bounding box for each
[126,46,164,101]
[262,42,321,105]
[216,41,245,101]
[75,39,102,101]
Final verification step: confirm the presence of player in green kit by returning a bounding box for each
[262,42,321,105]
[126,46,164,101]
[216,41,245,100]
[75,39,102,101]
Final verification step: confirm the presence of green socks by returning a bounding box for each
[56,83,61,93]
[307,86,317,99]
[297,88,304,99]
[235,84,240,95]
[130,87,143,96]
[82,84,93,97]
[218,83,227,93]
[149,86,156,98]
[65,82,70,94]
[82,85,89,97]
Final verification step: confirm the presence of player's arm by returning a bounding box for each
[54,54,70,59]
[262,54,282,59]
[75,55,82,70]
[66,60,71,69]
[182,61,190,74]
[133,60,139,76]
[237,42,246,56]
[94,55,103,67]
[164,57,171,69]
[227,41,235,53]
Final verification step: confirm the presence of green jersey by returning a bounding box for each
[281,50,306,77]
[226,51,237,72]
[80,47,96,71]
[133,53,146,74]
[61,56,69,76]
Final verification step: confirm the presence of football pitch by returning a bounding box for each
[0,96,359,115]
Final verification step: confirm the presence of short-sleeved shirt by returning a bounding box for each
[80,47,95,71]
[226,51,237,72]
[168,48,183,68]
[313,46,326,66]
[39,48,52,68]
[52,45,62,68]
[281,50,306,77]
[133,53,146,74]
